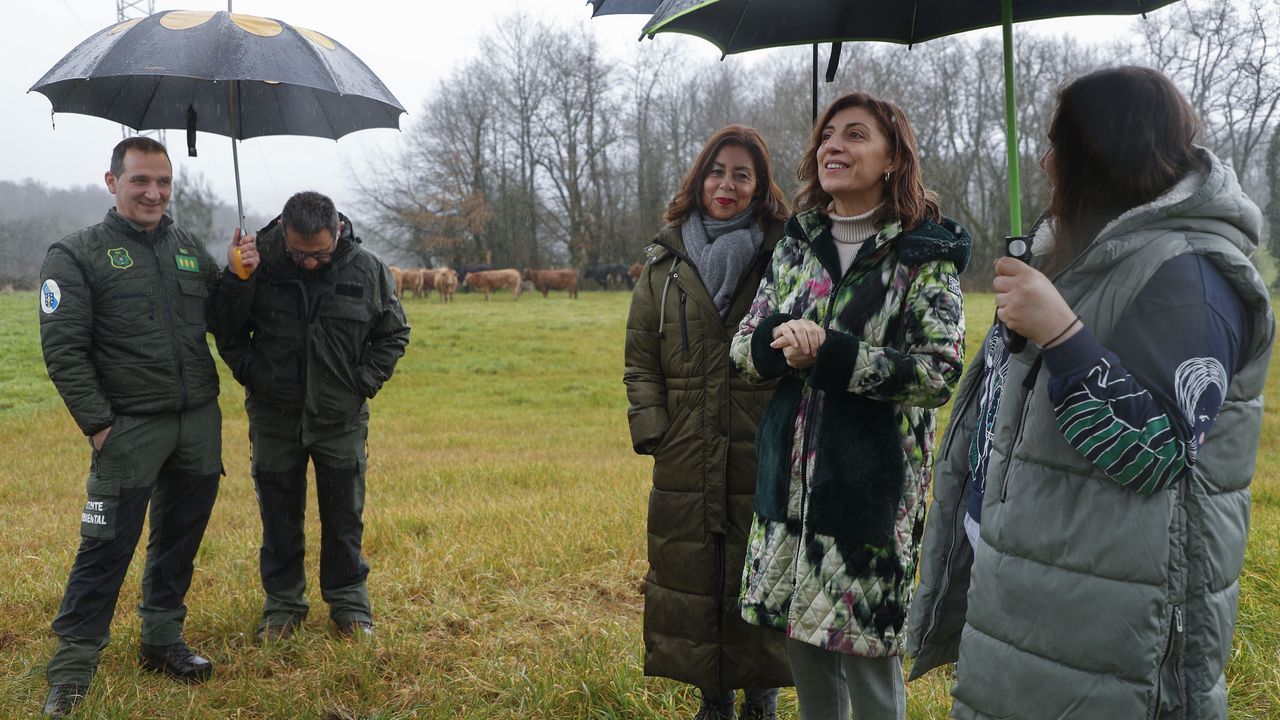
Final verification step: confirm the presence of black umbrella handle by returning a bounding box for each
[186,105,198,157]
[999,235,1033,354]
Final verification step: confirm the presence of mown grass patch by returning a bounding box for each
[0,288,1275,718]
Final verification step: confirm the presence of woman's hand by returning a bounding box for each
[770,318,826,369]
[993,257,1080,348]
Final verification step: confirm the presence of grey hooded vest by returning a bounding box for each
[907,149,1274,720]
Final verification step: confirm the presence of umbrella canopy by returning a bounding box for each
[643,0,1180,54]
[643,0,1179,235]
[31,9,405,228]
[588,0,663,16]
[31,10,404,141]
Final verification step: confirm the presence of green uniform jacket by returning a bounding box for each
[907,149,1276,719]
[623,221,792,694]
[214,214,409,445]
[39,209,222,436]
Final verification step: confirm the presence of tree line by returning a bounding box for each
[2,1,1275,291]
[357,0,1280,288]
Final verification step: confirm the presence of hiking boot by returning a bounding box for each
[138,641,213,683]
[42,683,88,718]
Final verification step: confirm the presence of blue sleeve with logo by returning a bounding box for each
[1042,255,1249,494]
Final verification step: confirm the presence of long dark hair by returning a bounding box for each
[1044,66,1202,275]
[664,124,790,226]
[794,91,940,229]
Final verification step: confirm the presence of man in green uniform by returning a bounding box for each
[216,191,408,641]
[38,137,236,717]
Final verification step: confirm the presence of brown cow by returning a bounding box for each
[433,267,458,303]
[462,268,522,301]
[416,268,439,299]
[388,266,408,298]
[628,263,643,284]
[523,268,579,299]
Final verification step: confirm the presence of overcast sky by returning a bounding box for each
[1,0,1165,225]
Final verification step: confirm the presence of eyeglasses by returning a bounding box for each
[285,247,334,263]
[284,235,337,264]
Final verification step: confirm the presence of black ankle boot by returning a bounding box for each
[139,641,213,683]
[42,683,88,718]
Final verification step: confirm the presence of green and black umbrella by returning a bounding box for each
[641,0,1180,236]
[31,8,404,228]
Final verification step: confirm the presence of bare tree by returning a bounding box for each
[354,1,1277,283]
[538,29,619,266]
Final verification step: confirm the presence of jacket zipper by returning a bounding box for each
[1154,604,1184,715]
[714,533,726,611]
[149,241,187,408]
[917,371,984,651]
[678,287,689,354]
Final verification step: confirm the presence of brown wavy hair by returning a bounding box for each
[1043,66,1202,275]
[794,91,939,229]
[663,125,790,226]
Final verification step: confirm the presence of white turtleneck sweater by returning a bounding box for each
[828,202,883,275]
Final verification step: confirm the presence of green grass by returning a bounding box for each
[0,288,1275,718]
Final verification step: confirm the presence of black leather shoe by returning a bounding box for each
[335,620,374,638]
[42,683,88,718]
[138,642,213,683]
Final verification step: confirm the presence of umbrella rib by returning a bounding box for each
[909,1,919,49]
[723,0,751,57]
[137,75,165,131]
[312,86,338,139]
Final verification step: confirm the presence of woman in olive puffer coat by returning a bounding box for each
[624,125,792,720]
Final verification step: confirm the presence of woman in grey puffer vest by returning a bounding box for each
[907,67,1274,719]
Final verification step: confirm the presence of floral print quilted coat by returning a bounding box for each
[730,207,968,657]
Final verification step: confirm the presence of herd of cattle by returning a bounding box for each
[387,263,644,301]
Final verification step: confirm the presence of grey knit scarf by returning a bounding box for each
[680,203,764,318]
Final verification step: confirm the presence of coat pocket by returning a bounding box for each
[177,277,208,326]
[1153,604,1186,719]
[82,436,125,539]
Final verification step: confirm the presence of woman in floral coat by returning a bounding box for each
[729,91,968,719]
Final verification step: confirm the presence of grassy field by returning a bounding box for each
[0,287,1275,719]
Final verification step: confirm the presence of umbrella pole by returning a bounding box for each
[811,44,818,125]
[231,137,246,231]
[1002,0,1023,236]
[226,75,246,231]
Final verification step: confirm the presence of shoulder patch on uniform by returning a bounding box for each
[41,279,61,314]
[335,283,364,298]
[107,247,133,269]
[174,252,200,273]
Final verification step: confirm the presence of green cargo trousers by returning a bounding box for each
[251,424,370,629]
[46,401,221,686]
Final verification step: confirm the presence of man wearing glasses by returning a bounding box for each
[215,191,409,642]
